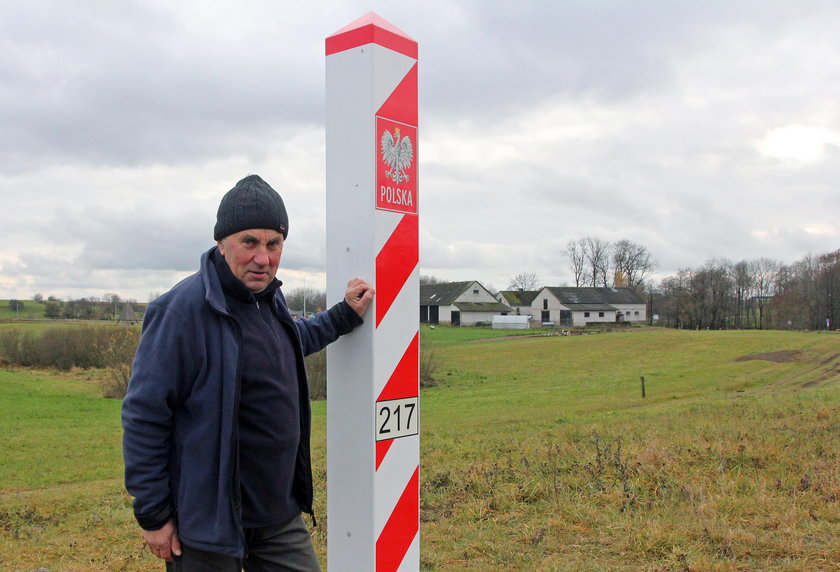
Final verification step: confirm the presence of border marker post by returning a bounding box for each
[325,12,420,572]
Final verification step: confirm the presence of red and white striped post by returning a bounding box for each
[325,13,419,572]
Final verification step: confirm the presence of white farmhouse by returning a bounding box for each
[531,287,647,327]
[420,281,511,326]
[497,290,540,319]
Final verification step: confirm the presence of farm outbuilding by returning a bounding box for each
[420,281,512,326]
[497,290,540,319]
[531,287,647,327]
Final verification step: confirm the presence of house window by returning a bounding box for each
[584,312,590,317]
[473,289,479,294]
[543,299,548,310]
[635,311,639,316]
[599,312,605,317]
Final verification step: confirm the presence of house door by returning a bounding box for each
[541,310,550,323]
[559,310,572,327]
[451,311,461,327]
[429,306,439,324]
[420,305,428,323]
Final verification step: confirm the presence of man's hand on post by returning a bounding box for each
[144,519,182,562]
[345,278,375,317]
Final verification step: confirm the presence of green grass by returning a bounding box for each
[0,300,47,320]
[0,369,123,491]
[1,328,838,570]
[0,320,121,334]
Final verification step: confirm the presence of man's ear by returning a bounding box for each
[217,239,226,257]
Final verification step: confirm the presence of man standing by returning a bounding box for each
[122,174,374,571]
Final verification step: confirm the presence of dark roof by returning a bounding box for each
[498,290,540,306]
[562,303,617,312]
[455,301,512,313]
[420,281,474,305]
[544,287,645,306]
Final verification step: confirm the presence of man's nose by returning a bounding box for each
[253,248,270,266]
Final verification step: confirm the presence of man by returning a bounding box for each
[122,174,374,571]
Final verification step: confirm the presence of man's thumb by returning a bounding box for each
[172,531,182,557]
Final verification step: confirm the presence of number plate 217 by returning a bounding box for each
[375,397,419,441]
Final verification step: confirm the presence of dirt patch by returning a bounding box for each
[735,350,803,363]
[470,331,597,342]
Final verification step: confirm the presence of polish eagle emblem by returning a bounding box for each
[380,127,414,184]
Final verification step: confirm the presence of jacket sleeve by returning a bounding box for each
[121,300,201,530]
[294,300,363,356]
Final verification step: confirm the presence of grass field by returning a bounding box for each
[1,327,838,570]
[0,300,47,321]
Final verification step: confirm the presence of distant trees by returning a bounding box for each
[8,300,24,312]
[36,296,142,321]
[612,239,656,289]
[772,250,839,330]
[284,287,326,313]
[508,272,540,291]
[420,275,444,285]
[563,240,587,287]
[655,249,839,331]
[44,301,62,319]
[564,237,657,290]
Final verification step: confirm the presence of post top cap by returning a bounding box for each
[326,12,417,58]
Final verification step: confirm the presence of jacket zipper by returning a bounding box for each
[228,314,248,558]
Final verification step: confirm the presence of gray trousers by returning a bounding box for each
[165,513,321,572]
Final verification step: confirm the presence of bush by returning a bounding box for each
[0,328,108,369]
[96,327,141,399]
[0,326,141,398]
[419,329,441,388]
[306,350,327,400]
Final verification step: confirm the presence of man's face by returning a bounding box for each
[217,228,284,293]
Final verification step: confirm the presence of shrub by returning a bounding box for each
[0,328,107,369]
[306,350,327,400]
[0,330,21,365]
[96,327,142,399]
[0,326,141,398]
[419,328,441,388]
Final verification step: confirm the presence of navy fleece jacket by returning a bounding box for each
[121,247,362,558]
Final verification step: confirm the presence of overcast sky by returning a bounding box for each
[1,0,838,301]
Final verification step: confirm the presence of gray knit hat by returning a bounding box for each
[214,175,288,240]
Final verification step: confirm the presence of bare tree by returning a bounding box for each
[749,258,780,329]
[508,272,540,291]
[731,260,752,329]
[419,275,444,285]
[612,239,656,289]
[582,237,611,287]
[563,239,586,287]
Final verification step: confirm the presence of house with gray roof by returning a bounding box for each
[497,290,540,318]
[531,287,647,327]
[420,281,511,326]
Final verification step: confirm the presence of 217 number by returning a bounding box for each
[376,397,418,441]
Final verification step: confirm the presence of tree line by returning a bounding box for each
[40,294,143,321]
[13,288,328,321]
[654,249,839,331]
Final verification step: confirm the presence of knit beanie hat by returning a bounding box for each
[214,175,289,240]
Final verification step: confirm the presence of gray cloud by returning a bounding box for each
[1,0,839,300]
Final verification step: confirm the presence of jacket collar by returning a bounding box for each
[200,246,282,313]
[200,247,230,315]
